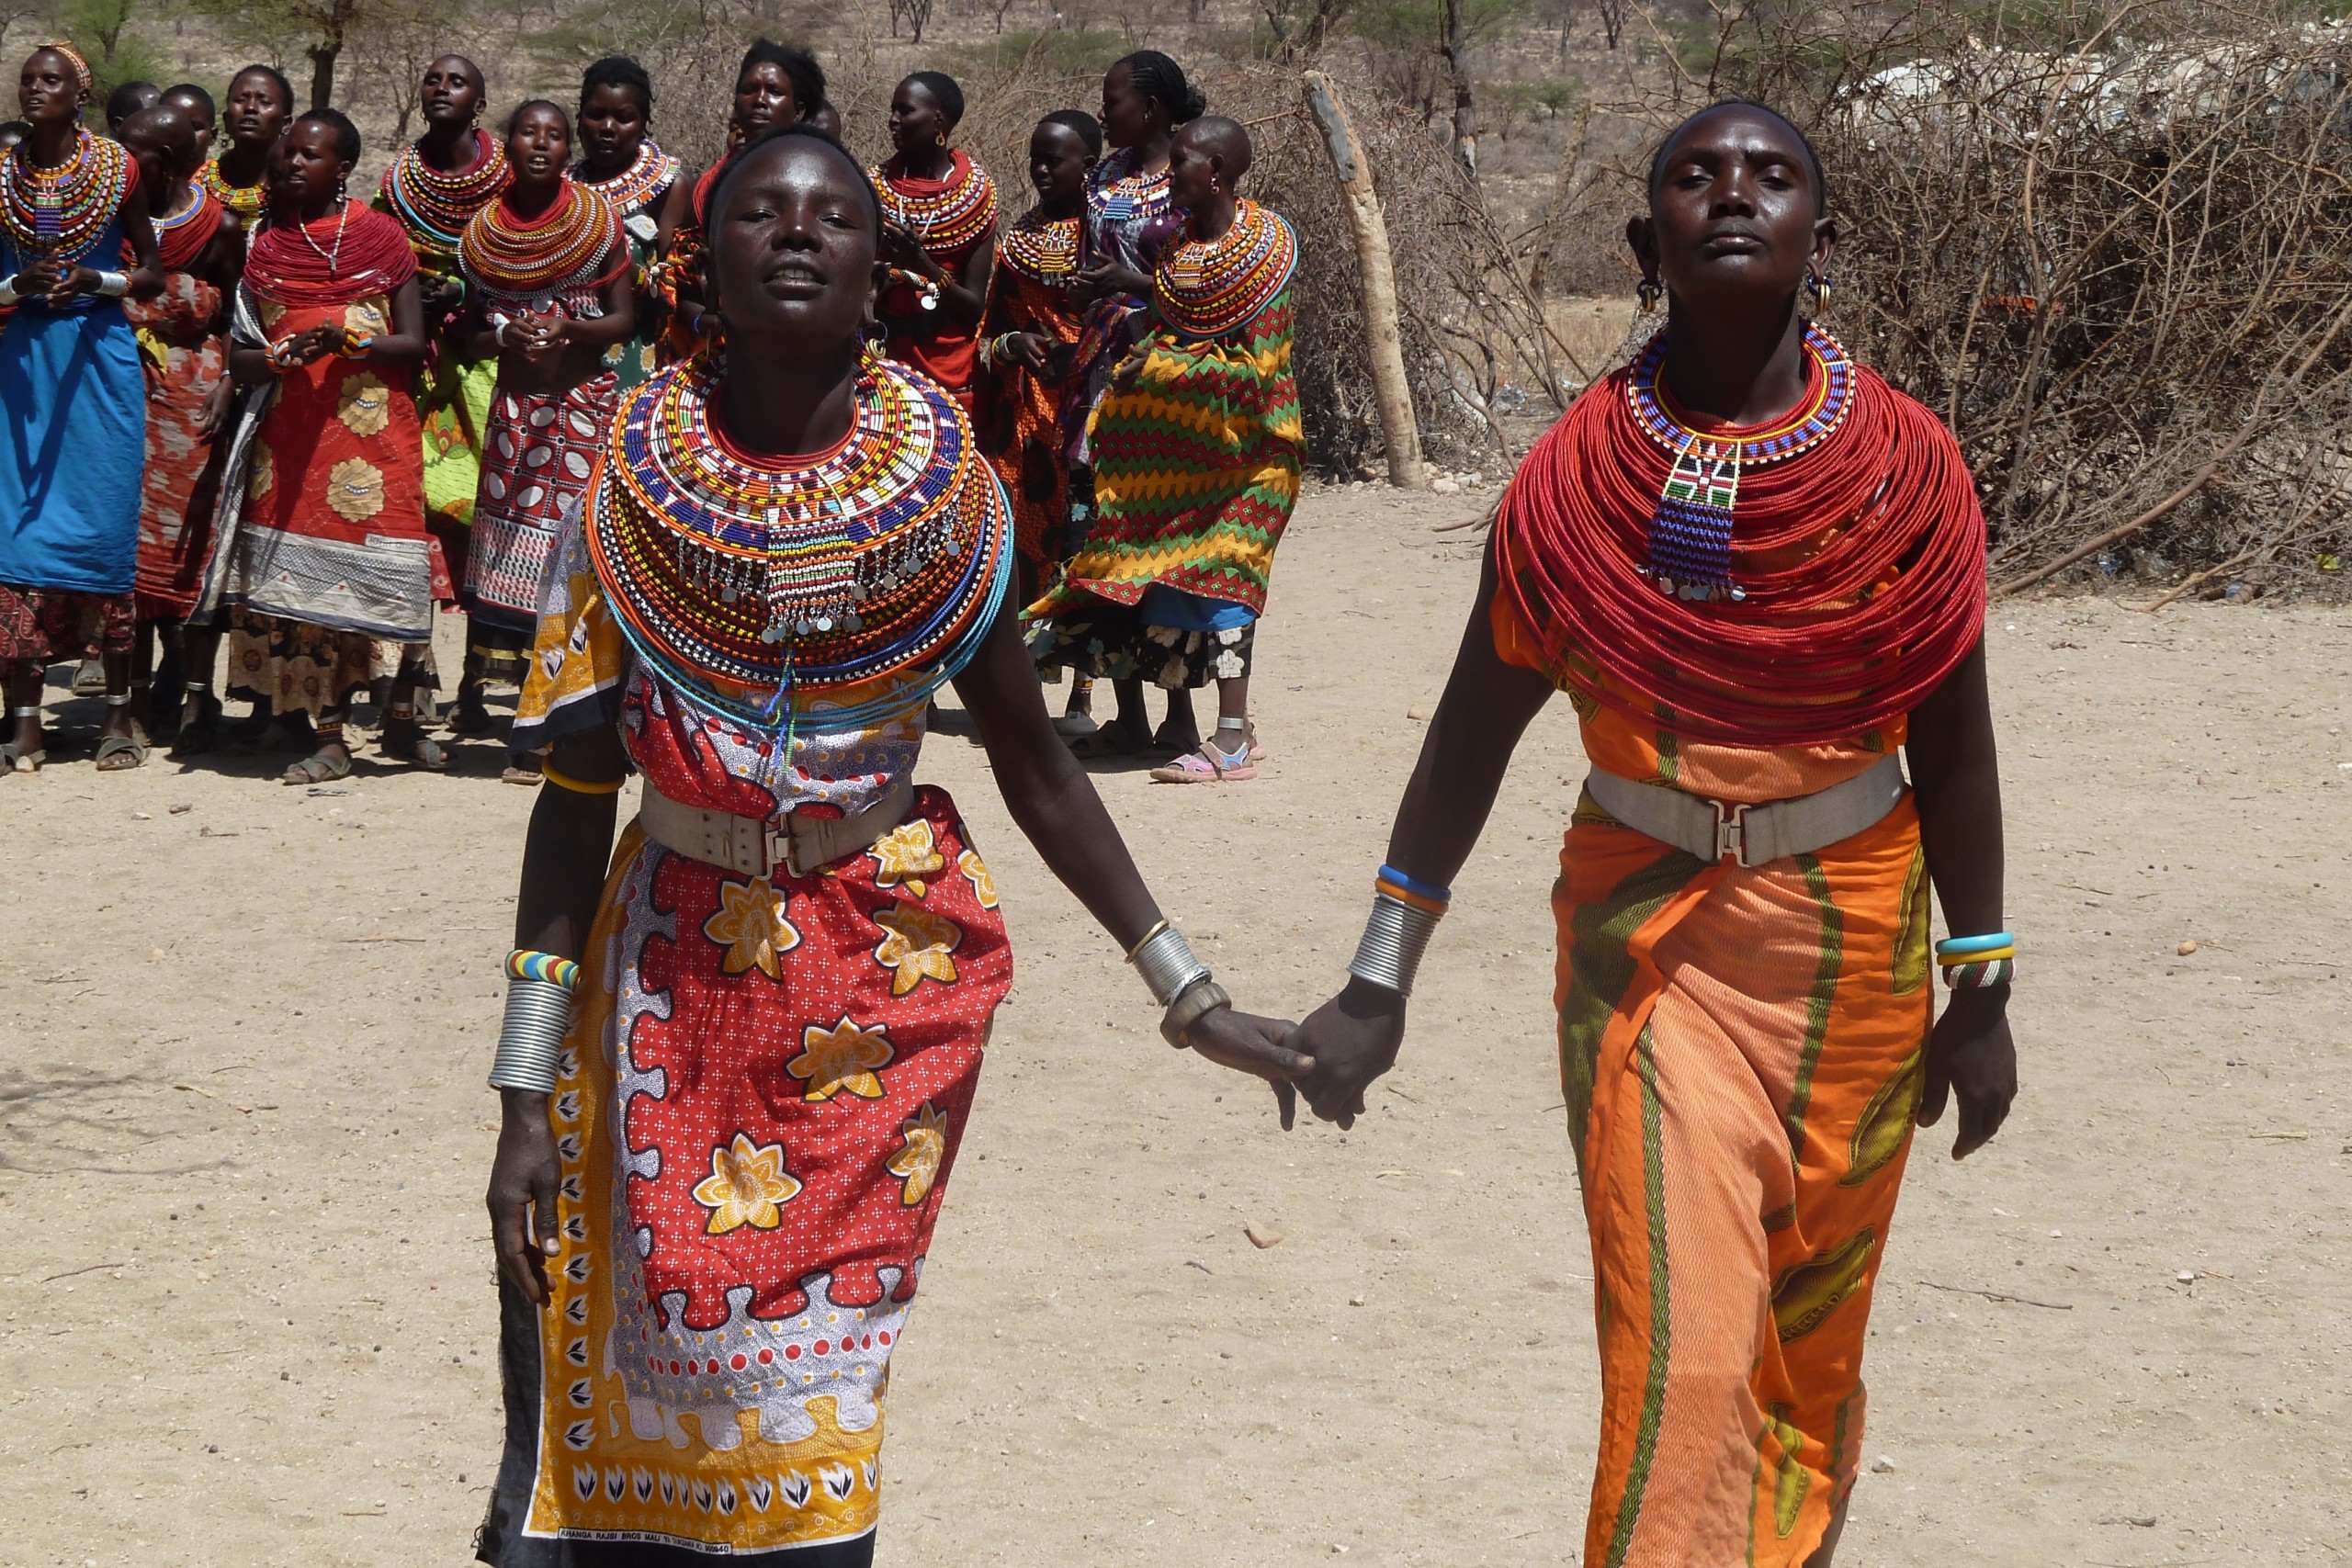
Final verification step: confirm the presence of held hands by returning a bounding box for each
[1918,987,2017,1158]
[10,257,62,300]
[1006,331,1052,376]
[268,323,343,371]
[1180,1004,1314,1129]
[1283,979,1406,1130]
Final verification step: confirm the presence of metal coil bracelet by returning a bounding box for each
[490,978,577,1093]
[1347,892,1445,998]
[1126,920,1211,1007]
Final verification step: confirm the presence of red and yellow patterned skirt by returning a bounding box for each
[481,786,1012,1559]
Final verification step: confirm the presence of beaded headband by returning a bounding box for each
[40,41,93,95]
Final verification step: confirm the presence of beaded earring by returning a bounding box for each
[1807,271,1834,310]
[1637,276,1662,313]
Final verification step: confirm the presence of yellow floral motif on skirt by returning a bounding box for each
[692,1133,804,1235]
[867,819,945,897]
[957,849,997,909]
[887,1102,949,1207]
[871,901,962,996]
[704,876,801,980]
[788,1018,896,1102]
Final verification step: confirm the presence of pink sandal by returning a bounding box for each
[1150,741,1257,784]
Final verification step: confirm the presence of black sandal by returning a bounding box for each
[384,718,448,771]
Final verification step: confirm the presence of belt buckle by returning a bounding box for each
[764,815,808,879]
[1713,800,1753,867]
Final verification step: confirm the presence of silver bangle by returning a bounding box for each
[1347,892,1445,998]
[95,270,130,298]
[489,976,575,1093]
[0,274,18,306]
[1160,976,1231,1048]
[1127,921,1210,1007]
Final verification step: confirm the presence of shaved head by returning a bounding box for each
[121,104,194,153]
[121,105,200,195]
[1175,114,1251,180]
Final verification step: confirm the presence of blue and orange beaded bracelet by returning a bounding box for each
[1373,863,1452,915]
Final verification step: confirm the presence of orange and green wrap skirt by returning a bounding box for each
[1507,603,1933,1566]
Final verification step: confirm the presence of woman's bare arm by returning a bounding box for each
[1286,544,1555,1127]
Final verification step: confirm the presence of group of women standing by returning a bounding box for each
[0,39,1306,793]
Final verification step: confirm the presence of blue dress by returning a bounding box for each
[0,212,147,597]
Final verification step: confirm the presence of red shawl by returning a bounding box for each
[244,203,419,309]
[1493,356,1985,748]
[150,187,225,273]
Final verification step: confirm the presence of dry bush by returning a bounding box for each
[1648,0,2352,592]
[948,46,1534,474]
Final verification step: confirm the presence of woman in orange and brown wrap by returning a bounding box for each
[1285,102,2019,1567]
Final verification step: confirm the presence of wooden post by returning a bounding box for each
[1303,70,1426,491]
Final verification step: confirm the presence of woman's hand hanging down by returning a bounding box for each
[487,723,624,1303]
[1905,638,2018,1158]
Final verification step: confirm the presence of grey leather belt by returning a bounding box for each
[1582,754,1905,868]
[638,776,917,879]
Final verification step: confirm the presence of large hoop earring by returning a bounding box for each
[1806,271,1834,310]
[1636,276,1662,314]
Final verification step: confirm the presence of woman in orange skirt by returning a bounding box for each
[1288,102,2020,1567]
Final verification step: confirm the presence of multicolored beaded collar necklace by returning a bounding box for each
[379,129,512,266]
[1087,150,1170,227]
[1,130,132,265]
[1623,321,1854,602]
[590,354,1012,733]
[569,140,679,224]
[1000,213,1080,284]
[1154,199,1296,340]
[197,159,266,225]
[872,149,998,257]
[459,180,622,317]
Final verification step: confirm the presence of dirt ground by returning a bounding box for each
[3,486,2347,1567]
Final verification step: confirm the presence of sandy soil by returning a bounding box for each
[3,486,2348,1567]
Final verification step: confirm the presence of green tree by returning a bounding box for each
[58,0,168,111]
